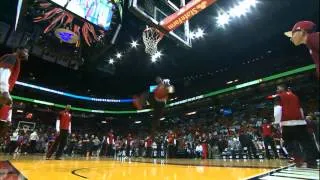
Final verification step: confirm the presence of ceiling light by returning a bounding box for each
[243,0,258,8]
[229,4,248,18]
[154,51,162,58]
[109,58,114,64]
[134,121,142,124]
[116,52,122,59]
[189,31,196,39]
[216,13,230,27]
[160,117,165,121]
[195,28,205,38]
[151,56,158,63]
[186,111,197,116]
[151,51,162,63]
[226,81,233,84]
[130,40,138,48]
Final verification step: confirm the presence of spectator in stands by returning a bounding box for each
[207,133,215,159]
[306,115,320,152]
[195,143,202,158]
[66,133,77,156]
[239,124,257,159]
[152,141,157,157]
[82,133,90,157]
[106,129,115,157]
[92,136,101,157]
[9,129,19,154]
[29,129,39,154]
[201,133,208,159]
[261,119,279,159]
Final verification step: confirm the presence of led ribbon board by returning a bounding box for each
[12,95,151,114]
[167,64,315,107]
[13,65,315,114]
[15,81,133,103]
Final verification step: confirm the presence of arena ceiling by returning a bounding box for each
[1,0,318,98]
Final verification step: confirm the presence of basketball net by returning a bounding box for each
[142,26,164,56]
[22,125,29,134]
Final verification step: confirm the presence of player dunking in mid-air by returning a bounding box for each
[0,47,29,137]
[133,77,174,134]
[284,21,319,79]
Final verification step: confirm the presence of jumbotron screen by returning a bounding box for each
[50,0,114,30]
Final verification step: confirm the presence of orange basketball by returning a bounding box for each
[132,95,143,110]
[154,86,168,100]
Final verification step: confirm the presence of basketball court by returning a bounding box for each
[1,155,298,180]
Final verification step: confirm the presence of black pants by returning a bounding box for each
[9,141,18,154]
[240,139,257,158]
[106,144,114,156]
[141,92,166,134]
[46,130,68,158]
[263,136,279,159]
[66,142,76,156]
[167,144,175,158]
[146,147,152,158]
[0,121,9,137]
[282,125,319,165]
[29,140,37,154]
[126,146,130,157]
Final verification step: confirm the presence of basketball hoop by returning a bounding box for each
[142,26,164,56]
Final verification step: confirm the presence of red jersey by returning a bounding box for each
[145,137,153,148]
[154,85,169,101]
[238,126,246,136]
[0,54,21,91]
[107,133,114,144]
[59,110,71,130]
[278,91,303,121]
[126,135,133,146]
[261,123,272,137]
[306,32,319,78]
[167,133,174,144]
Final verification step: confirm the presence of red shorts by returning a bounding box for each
[0,105,11,121]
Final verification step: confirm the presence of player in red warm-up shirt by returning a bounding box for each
[145,136,153,158]
[273,85,318,168]
[106,129,115,157]
[166,131,176,158]
[125,133,133,157]
[285,21,319,79]
[0,47,29,138]
[46,105,72,160]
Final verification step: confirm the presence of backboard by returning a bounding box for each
[17,121,36,132]
[129,0,192,48]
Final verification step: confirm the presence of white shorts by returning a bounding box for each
[0,68,11,93]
